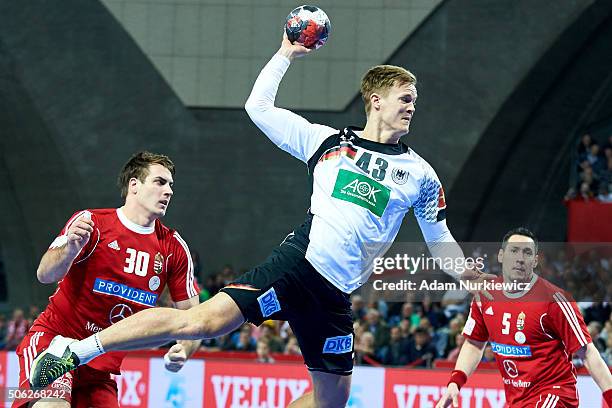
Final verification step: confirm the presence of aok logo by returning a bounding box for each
[342,179,381,202]
[332,170,391,217]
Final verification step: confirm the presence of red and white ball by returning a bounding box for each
[285,5,331,50]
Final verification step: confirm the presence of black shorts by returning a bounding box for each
[220,214,354,375]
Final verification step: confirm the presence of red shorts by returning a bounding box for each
[13,329,119,408]
[513,389,578,408]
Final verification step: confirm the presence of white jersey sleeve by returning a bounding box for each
[414,163,466,278]
[245,53,337,163]
[417,218,466,278]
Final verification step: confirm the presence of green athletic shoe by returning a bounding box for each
[29,335,80,389]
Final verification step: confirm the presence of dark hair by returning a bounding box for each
[502,227,538,253]
[117,151,175,199]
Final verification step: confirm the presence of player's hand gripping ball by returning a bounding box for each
[285,5,331,50]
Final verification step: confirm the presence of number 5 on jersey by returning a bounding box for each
[124,248,150,277]
[502,312,511,335]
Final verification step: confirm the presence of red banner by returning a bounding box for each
[385,368,506,408]
[566,200,612,242]
[203,360,312,408]
[114,357,150,408]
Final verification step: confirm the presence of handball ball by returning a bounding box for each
[285,5,331,50]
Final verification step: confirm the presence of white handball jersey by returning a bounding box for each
[246,54,462,293]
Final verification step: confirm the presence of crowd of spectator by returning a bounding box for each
[565,133,612,201]
[2,254,611,369]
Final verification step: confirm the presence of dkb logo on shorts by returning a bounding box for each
[257,287,281,318]
[322,334,353,354]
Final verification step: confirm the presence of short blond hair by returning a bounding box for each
[360,65,417,115]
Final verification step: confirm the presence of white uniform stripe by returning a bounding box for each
[553,293,587,346]
[174,232,197,298]
[550,395,559,407]
[556,299,586,346]
[556,292,586,334]
[553,293,586,344]
[543,394,559,408]
[24,347,30,380]
[541,394,553,408]
[24,332,44,380]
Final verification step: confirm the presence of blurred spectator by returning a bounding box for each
[365,308,390,350]
[388,302,415,328]
[603,335,612,365]
[218,265,236,286]
[380,326,409,366]
[28,305,40,325]
[446,333,466,362]
[588,321,607,353]
[399,318,412,340]
[256,338,275,364]
[482,345,496,362]
[284,335,301,356]
[354,331,380,366]
[587,144,605,173]
[421,297,447,329]
[599,184,612,203]
[578,181,594,200]
[439,317,464,357]
[584,303,611,325]
[577,134,593,162]
[259,322,284,353]
[191,251,202,279]
[225,324,256,352]
[5,308,29,350]
[406,327,437,368]
[351,294,366,322]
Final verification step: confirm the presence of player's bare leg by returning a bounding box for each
[29,292,244,387]
[288,371,351,408]
[96,292,244,350]
[30,400,70,407]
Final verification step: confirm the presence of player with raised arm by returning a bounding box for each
[14,152,200,408]
[29,35,491,407]
[436,228,612,408]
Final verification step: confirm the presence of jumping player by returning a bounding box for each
[30,35,491,407]
[436,228,612,408]
[15,152,200,407]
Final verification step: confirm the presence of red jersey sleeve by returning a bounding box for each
[545,291,592,354]
[49,210,100,263]
[166,231,200,302]
[462,298,489,342]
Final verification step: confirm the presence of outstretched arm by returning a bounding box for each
[244,34,336,163]
[163,296,203,372]
[436,338,487,408]
[579,343,612,405]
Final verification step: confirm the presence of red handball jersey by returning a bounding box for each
[462,275,591,406]
[32,208,200,373]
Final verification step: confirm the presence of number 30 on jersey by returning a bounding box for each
[124,248,150,277]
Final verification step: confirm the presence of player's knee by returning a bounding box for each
[178,305,225,339]
[313,375,350,408]
[314,390,349,408]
